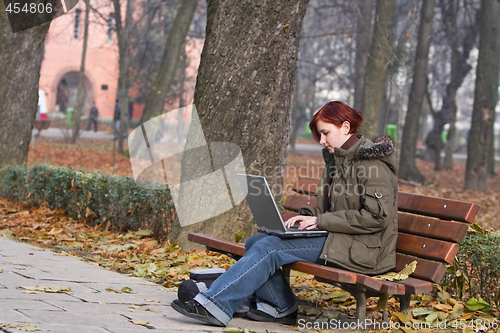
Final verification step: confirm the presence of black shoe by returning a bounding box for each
[171,299,225,327]
[245,302,297,325]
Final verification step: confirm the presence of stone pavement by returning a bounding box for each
[0,236,351,333]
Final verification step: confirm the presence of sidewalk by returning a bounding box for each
[0,236,311,333]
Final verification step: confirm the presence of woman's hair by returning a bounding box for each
[309,101,364,142]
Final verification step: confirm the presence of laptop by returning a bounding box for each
[236,174,328,238]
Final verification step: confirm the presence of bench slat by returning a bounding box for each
[398,213,468,243]
[395,254,447,283]
[293,177,320,195]
[283,194,316,211]
[398,277,433,295]
[396,233,459,265]
[398,192,479,223]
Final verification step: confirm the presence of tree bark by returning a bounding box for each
[398,0,435,183]
[487,14,500,175]
[71,0,90,144]
[361,0,396,140]
[465,0,500,190]
[138,0,198,125]
[167,0,309,249]
[443,4,480,170]
[428,0,480,170]
[113,0,135,154]
[0,3,50,168]
[353,0,373,112]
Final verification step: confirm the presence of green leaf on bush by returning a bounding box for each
[465,297,491,313]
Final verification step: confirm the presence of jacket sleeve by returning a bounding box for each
[316,162,396,235]
[298,206,320,216]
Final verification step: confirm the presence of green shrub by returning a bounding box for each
[444,224,500,306]
[0,164,175,240]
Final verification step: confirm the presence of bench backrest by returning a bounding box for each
[281,177,480,283]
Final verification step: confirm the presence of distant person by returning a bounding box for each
[87,101,99,132]
[114,100,121,140]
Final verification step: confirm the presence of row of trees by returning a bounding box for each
[1,0,499,244]
[289,0,499,191]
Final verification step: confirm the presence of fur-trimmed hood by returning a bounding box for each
[355,135,395,160]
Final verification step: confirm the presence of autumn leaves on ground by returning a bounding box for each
[1,137,500,331]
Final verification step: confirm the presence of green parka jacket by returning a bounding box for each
[299,135,398,275]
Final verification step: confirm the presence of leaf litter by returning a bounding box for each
[5,145,500,332]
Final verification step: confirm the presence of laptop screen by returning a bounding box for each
[236,174,286,232]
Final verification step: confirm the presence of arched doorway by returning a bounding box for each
[55,72,93,114]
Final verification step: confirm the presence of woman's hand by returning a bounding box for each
[284,215,318,230]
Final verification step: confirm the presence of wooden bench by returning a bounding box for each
[188,176,480,321]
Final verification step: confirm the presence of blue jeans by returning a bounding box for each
[194,234,327,326]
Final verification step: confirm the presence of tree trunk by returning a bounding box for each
[138,0,198,125]
[167,0,309,249]
[0,4,50,168]
[487,14,500,175]
[113,0,135,154]
[398,0,435,183]
[361,0,396,140]
[443,2,480,170]
[353,0,373,112]
[465,0,500,190]
[71,0,90,144]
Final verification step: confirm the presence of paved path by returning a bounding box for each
[1,236,333,333]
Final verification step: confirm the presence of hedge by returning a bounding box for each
[0,164,175,239]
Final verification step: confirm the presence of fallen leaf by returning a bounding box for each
[129,319,148,325]
[19,285,71,293]
[0,269,3,273]
[106,287,136,294]
[145,299,160,303]
[135,229,152,237]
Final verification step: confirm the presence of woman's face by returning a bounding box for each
[316,120,351,153]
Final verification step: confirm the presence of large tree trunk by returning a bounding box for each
[361,0,396,140]
[71,0,90,144]
[138,0,198,125]
[352,0,373,112]
[398,0,435,183]
[0,4,50,168]
[167,0,309,249]
[465,0,500,190]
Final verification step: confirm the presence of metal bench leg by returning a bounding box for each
[282,267,291,284]
[398,294,411,316]
[351,289,367,322]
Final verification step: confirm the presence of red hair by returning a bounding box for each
[309,101,363,142]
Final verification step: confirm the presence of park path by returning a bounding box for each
[0,236,314,333]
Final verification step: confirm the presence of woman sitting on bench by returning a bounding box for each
[171,101,398,327]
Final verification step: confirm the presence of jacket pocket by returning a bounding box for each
[362,186,391,219]
[349,234,381,269]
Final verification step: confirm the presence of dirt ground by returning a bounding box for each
[27,137,500,230]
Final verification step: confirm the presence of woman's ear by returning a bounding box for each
[342,121,351,135]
